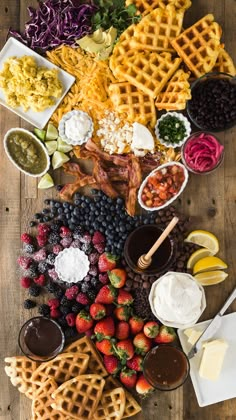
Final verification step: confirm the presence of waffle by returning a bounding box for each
[109,25,138,76]
[212,48,236,76]
[4,356,39,400]
[32,378,66,420]
[126,0,191,15]
[64,336,108,377]
[171,14,223,77]
[155,69,191,110]
[104,376,142,419]
[94,387,126,420]
[109,81,156,127]
[51,374,105,420]
[31,352,89,385]
[130,5,184,53]
[114,51,182,98]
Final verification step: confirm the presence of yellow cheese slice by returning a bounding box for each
[199,339,228,381]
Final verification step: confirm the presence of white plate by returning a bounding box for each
[0,38,75,129]
[178,312,236,407]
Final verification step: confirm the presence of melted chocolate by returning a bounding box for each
[24,318,63,357]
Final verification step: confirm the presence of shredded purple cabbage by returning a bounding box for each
[9,0,97,53]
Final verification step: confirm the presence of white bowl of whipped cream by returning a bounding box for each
[149,271,206,329]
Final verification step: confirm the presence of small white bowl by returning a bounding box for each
[149,272,206,329]
[138,161,188,211]
[58,110,94,146]
[4,128,50,177]
[155,112,191,148]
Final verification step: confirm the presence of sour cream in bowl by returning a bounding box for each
[58,110,94,146]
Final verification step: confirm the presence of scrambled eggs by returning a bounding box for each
[0,55,63,112]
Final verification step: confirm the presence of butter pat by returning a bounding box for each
[199,339,228,381]
[184,328,203,345]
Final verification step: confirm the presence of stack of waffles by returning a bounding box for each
[4,336,141,420]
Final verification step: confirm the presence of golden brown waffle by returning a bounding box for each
[130,6,184,52]
[126,0,191,15]
[4,356,39,400]
[212,48,236,76]
[64,336,108,377]
[114,51,182,98]
[104,376,142,419]
[109,81,156,127]
[32,378,66,420]
[171,14,223,77]
[31,352,89,385]
[155,69,191,110]
[94,387,126,420]
[109,25,139,76]
[51,374,105,420]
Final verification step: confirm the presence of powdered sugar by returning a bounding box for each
[54,248,90,284]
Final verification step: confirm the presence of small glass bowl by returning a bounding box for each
[186,72,236,132]
[181,131,224,175]
[155,112,191,148]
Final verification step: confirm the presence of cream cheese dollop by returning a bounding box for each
[131,122,154,157]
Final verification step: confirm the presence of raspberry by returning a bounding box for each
[89,265,98,277]
[60,226,72,237]
[92,231,105,245]
[98,273,109,284]
[17,256,33,270]
[48,298,60,309]
[38,223,50,235]
[36,234,48,247]
[60,237,73,248]
[88,252,99,265]
[94,243,105,254]
[53,244,63,255]
[24,299,36,309]
[48,269,58,281]
[76,292,89,305]
[66,313,76,326]
[50,308,61,318]
[65,286,79,300]
[34,274,46,286]
[20,277,32,288]
[79,232,91,244]
[33,249,47,262]
[21,233,33,244]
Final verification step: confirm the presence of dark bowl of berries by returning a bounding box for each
[187,72,236,132]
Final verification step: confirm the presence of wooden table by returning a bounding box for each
[0,1,236,419]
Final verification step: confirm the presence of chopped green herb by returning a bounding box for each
[158,116,187,144]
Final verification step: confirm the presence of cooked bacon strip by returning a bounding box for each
[85,139,129,166]
[93,160,119,198]
[126,156,142,216]
[60,163,97,201]
[104,166,129,181]
[139,152,162,173]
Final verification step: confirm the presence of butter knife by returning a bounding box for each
[187,286,236,359]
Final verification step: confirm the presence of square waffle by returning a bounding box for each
[64,336,108,377]
[32,378,66,420]
[171,14,223,77]
[109,25,140,76]
[109,81,156,127]
[130,5,184,52]
[93,387,126,420]
[155,69,191,110]
[212,48,236,76]
[31,352,89,385]
[4,356,40,400]
[51,374,105,420]
[104,376,142,418]
[114,51,182,98]
[126,0,191,15]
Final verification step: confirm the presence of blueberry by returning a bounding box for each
[35,213,41,219]
[44,199,50,205]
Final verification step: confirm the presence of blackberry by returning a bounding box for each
[24,299,36,309]
[81,282,90,293]
[87,289,97,302]
[29,284,41,297]
[71,302,84,313]
[59,305,71,315]
[23,243,36,254]
[64,327,77,339]
[48,232,60,245]
[46,253,56,265]
[46,281,58,294]
[73,226,84,239]
[53,288,64,299]
[57,316,68,327]
[81,243,93,254]
[91,277,99,289]
[28,262,38,278]
[60,296,71,307]
[38,304,50,316]
[38,261,48,274]
[50,221,63,232]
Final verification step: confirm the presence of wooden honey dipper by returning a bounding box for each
[137,216,179,270]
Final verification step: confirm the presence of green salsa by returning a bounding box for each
[6,131,48,175]
[158,116,186,144]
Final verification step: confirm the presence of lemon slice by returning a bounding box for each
[194,270,228,286]
[52,151,70,169]
[38,173,54,189]
[45,141,57,156]
[185,230,219,255]
[57,137,73,153]
[46,123,58,140]
[193,256,228,274]
[187,248,213,270]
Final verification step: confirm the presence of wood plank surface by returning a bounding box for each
[0,0,235,419]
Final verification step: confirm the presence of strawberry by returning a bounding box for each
[98,253,118,272]
[95,284,117,304]
[96,339,113,355]
[129,316,144,335]
[105,304,115,316]
[103,355,120,375]
[117,290,133,306]
[136,374,154,396]
[143,321,159,339]
[133,333,152,355]
[115,339,134,362]
[120,369,137,388]
[108,268,127,288]
[75,310,93,333]
[114,306,132,321]
[127,354,143,372]
[90,303,106,320]
[154,325,177,344]
[115,321,130,340]
[94,317,115,340]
